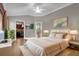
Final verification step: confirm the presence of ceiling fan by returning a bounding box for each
[33,6,44,13]
[28,3,45,13]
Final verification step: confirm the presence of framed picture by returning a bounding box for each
[26,24,34,29]
[53,16,68,28]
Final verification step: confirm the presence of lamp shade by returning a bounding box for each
[43,30,49,33]
[70,30,78,34]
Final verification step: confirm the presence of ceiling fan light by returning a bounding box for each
[33,6,43,13]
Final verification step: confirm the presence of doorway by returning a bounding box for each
[35,22,42,38]
[16,21,24,39]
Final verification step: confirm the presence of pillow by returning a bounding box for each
[55,34,63,39]
[49,33,56,38]
[64,34,73,41]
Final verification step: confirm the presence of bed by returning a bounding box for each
[19,37,69,56]
[19,29,72,56]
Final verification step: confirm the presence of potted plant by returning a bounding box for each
[4,28,15,42]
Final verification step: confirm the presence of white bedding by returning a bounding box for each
[22,38,69,56]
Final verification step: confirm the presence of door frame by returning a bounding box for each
[15,20,25,40]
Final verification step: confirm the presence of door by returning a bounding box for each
[16,21,24,39]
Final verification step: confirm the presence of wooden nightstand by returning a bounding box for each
[69,40,79,49]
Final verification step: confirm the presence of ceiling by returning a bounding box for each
[3,3,73,16]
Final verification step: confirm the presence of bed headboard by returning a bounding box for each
[49,29,73,41]
[50,29,70,34]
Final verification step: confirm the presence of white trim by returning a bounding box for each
[46,3,73,16]
[24,21,25,39]
[14,24,16,40]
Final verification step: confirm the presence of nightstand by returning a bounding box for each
[69,40,79,49]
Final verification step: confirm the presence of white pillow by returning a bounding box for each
[49,33,55,38]
[55,34,63,39]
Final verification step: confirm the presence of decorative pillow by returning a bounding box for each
[64,34,73,41]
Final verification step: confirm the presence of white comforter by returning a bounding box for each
[24,38,69,56]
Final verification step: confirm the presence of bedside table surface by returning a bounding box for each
[69,40,79,45]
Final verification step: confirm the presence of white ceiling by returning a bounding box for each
[3,3,73,16]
